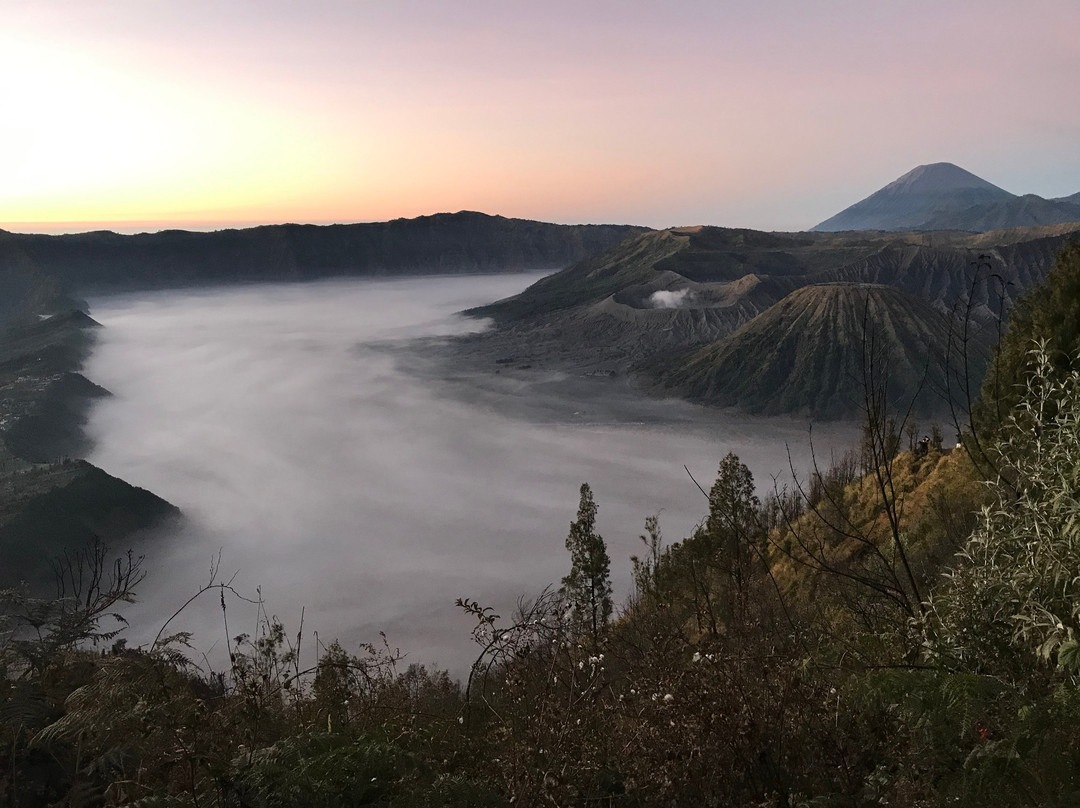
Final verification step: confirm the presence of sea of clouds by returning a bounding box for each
[84,274,853,675]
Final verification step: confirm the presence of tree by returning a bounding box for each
[977,242,1080,430]
[702,453,762,625]
[561,483,612,646]
[706,454,760,553]
[631,513,664,600]
[0,537,144,678]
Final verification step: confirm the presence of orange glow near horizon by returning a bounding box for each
[0,36,357,228]
[3,1,1080,234]
[0,31,716,231]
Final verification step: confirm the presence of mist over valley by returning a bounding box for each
[5,4,1080,799]
[81,273,855,672]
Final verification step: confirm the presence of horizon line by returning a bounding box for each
[0,210,665,237]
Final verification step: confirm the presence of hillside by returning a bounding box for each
[650,284,971,418]
[0,307,178,589]
[807,233,1073,319]
[0,459,179,588]
[0,212,648,293]
[456,223,1076,416]
[812,163,1016,232]
[919,193,1080,232]
[458,227,922,375]
[0,309,106,461]
[471,226,891,323]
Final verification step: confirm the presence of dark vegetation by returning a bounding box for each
[3,245,1080,806]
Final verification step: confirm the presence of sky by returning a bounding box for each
[2,0,1079,234]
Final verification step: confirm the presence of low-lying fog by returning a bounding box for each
[85,273,856,675]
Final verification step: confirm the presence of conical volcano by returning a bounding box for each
[812,162,1015,232]
[652,283,982,418]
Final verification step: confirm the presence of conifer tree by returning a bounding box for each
[561,483,613,646]
[701,453,762,626]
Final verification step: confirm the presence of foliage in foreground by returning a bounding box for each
[4,242,1080,804]
[0,443,979,805]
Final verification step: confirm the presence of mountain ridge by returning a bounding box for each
[0,307,179,589]
[914,194,1080,232]
[0,211,649,294]
[457,223,1080,417]
[813,163,1080,233]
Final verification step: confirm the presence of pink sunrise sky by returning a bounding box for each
[2,0,1078,233]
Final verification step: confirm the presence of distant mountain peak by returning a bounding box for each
[812,162,1016,232]
[883,162,1012,195]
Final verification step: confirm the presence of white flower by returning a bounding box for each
[578,661,585,670]
[692,652,702,663]
[663,693,674,703]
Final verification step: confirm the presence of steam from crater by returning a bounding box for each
[648,289,694,309]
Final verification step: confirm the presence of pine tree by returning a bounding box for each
[561,483,613,646]
[699,453,762,629]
